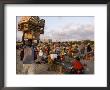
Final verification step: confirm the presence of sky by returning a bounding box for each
[16,16,94,42]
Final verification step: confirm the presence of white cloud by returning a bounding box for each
[17,23,94,42]
[44,23,94,41]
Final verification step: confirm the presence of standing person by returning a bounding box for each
[73,45,79,55]
[80,43,85,60]
[37,49,43,63]
[68,46,72,58]
[86,43,92,60]
[47,54,53,71]
[50,51,57,71]
[55,46,60,55]
[87,43,92,52]
[34,47,37,61]
[60,50,65,62]
[22,44,36,74]
[91,45,94,60]
[20,48,24,61]
[17,47,24,74]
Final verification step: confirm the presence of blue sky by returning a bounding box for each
[17,16,94,41]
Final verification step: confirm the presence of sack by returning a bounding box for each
[39,52,43,56]
[50,54,57,60]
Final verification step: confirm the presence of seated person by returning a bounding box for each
[71,56,84,74]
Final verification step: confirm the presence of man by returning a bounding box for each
[20,48,24,61]
[79,43,85,60]
[38,49,43,63]
[87,43,92,52]
[34,47,37,61]
[22,43,36,74]
[86,43,92,60]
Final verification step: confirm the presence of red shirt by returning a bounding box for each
[72,60,83,70]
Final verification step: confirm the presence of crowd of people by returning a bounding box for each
[17,40,94,74]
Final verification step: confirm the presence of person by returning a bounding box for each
[20,48,24,61]
[22,44,36,74]
[71,56,84,74]
[73,45,79,56]
[37,49,43,63]
[34,47,37,61]
[50,52,57,71]
[79,43,85,60]
[68,46,72,57]
[47,54,53,71]
[55,46,60,55]
[17,47,24,74]
[60,53,65,62]
[87,43,92,52]
[91,45,94,60]
[52,53,60,72]
[42,52,48,63]
[86,43,92,60]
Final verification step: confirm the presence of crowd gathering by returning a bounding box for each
[17,40,94,74]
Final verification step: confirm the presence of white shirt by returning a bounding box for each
[50,54,57,60]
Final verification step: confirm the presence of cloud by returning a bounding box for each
[16,21,94,42]
[43,23,94,41]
